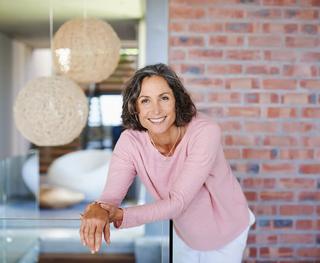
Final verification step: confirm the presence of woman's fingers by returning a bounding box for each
[88,223,96,252]
[79,219,86,246]
[103,223,111,245]
[95,223,104,252]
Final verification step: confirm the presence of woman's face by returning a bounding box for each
[136,75,176,135]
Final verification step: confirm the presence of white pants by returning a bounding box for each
[173,210,255,263]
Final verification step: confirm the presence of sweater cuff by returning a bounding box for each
[118,207,133,229]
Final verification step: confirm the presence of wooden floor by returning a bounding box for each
[39,253,135,263]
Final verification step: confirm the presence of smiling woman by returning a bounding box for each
[80,63,255,263]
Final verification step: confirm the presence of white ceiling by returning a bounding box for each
[0,0,144,48]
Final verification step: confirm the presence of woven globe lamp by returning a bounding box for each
[53,18,121,83]
[14,76,88,146]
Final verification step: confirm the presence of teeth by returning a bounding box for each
[149,117,166,123]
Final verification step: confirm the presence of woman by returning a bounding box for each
[80,63,255,262]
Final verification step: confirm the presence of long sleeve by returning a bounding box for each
[98,132,136,207]
[119,123,221,229]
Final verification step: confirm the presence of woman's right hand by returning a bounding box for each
[79,202,110,253]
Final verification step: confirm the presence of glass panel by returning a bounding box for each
[0,153,170,263]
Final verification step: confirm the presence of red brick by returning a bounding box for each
[263,79,296,90]
[301,24,319,34]
[169,50,186,61]
[300,79,320,89]
[263,23,298,33]
[224,135,259,146]
[185,78,223,88]
[279,178,316,189]
[302,108,320,118]
[244,93,259,103]
[251,205,277,216]
[170,36,205,46]
[248,36,282,47]
[219,121,242,132]
[286,36,318,48]
[243,178,276,188]
[189,92,204,103]
[225,22,254,33]
[280,205,314,215]
[297,248,320,257]
[227,50,261,60]
[188,23,223,33]
[281,93,310,104]
[284,9,318,19]
[301,52,320,62]
[245,65,279,75]
[299,164,320,174]
[244,122,279,133]
[283,65,317,77]
[278,234,315,244]
[169,22,187,32]
[264,50,297,62]
[224,148,241,159]
[267,108,297,118]
[247,9,282,19]
[180,64,205,74]
[209,35,244,46]
[260,191,294,201]
[243,149,275,159]
[208,8,245,18]
[207,64,242,75]
[299,191,320,201]
[244,191,258,201]
[263,0,297,5]
[261,163,296,173]
[280,149,314,159]
[248,247,258,257]
[263,136,298,146]
[226,107,261,117]
[282,122,315,133]
[278,247,294,257]
[295,220,313,230]
[226,78,255,89]
[189,49,223,60]
[256,234,278,244]
[301,0,320,6]
[170,6,206,19]
[244,92,279,104]
[209,93,241,103]
[302,136,320,147]
[198,107,224,118]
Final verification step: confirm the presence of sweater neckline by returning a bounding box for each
[145,119,194,161]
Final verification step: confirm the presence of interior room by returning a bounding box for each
[0,0,169,262]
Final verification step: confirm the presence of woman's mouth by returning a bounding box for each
[148,116,166,124]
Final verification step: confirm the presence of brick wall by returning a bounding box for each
[168,0,320,261]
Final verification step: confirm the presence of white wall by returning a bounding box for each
[0,33,52,159]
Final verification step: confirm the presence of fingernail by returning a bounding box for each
[95,247,99,252]
[91,250,95,254]
[82,242,86,246]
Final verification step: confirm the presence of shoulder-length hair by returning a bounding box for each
[121,63,197,131]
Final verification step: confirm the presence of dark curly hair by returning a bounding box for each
[121,63,197,131]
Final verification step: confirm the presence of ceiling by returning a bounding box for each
[0,0,144,48]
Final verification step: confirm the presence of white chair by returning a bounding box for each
[47,149,112,201]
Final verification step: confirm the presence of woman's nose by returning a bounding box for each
[151,101,161,114]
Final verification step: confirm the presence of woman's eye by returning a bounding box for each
[161,96,169,101]
[141,99,149,104]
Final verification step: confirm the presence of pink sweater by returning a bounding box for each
[99,113,250,250]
